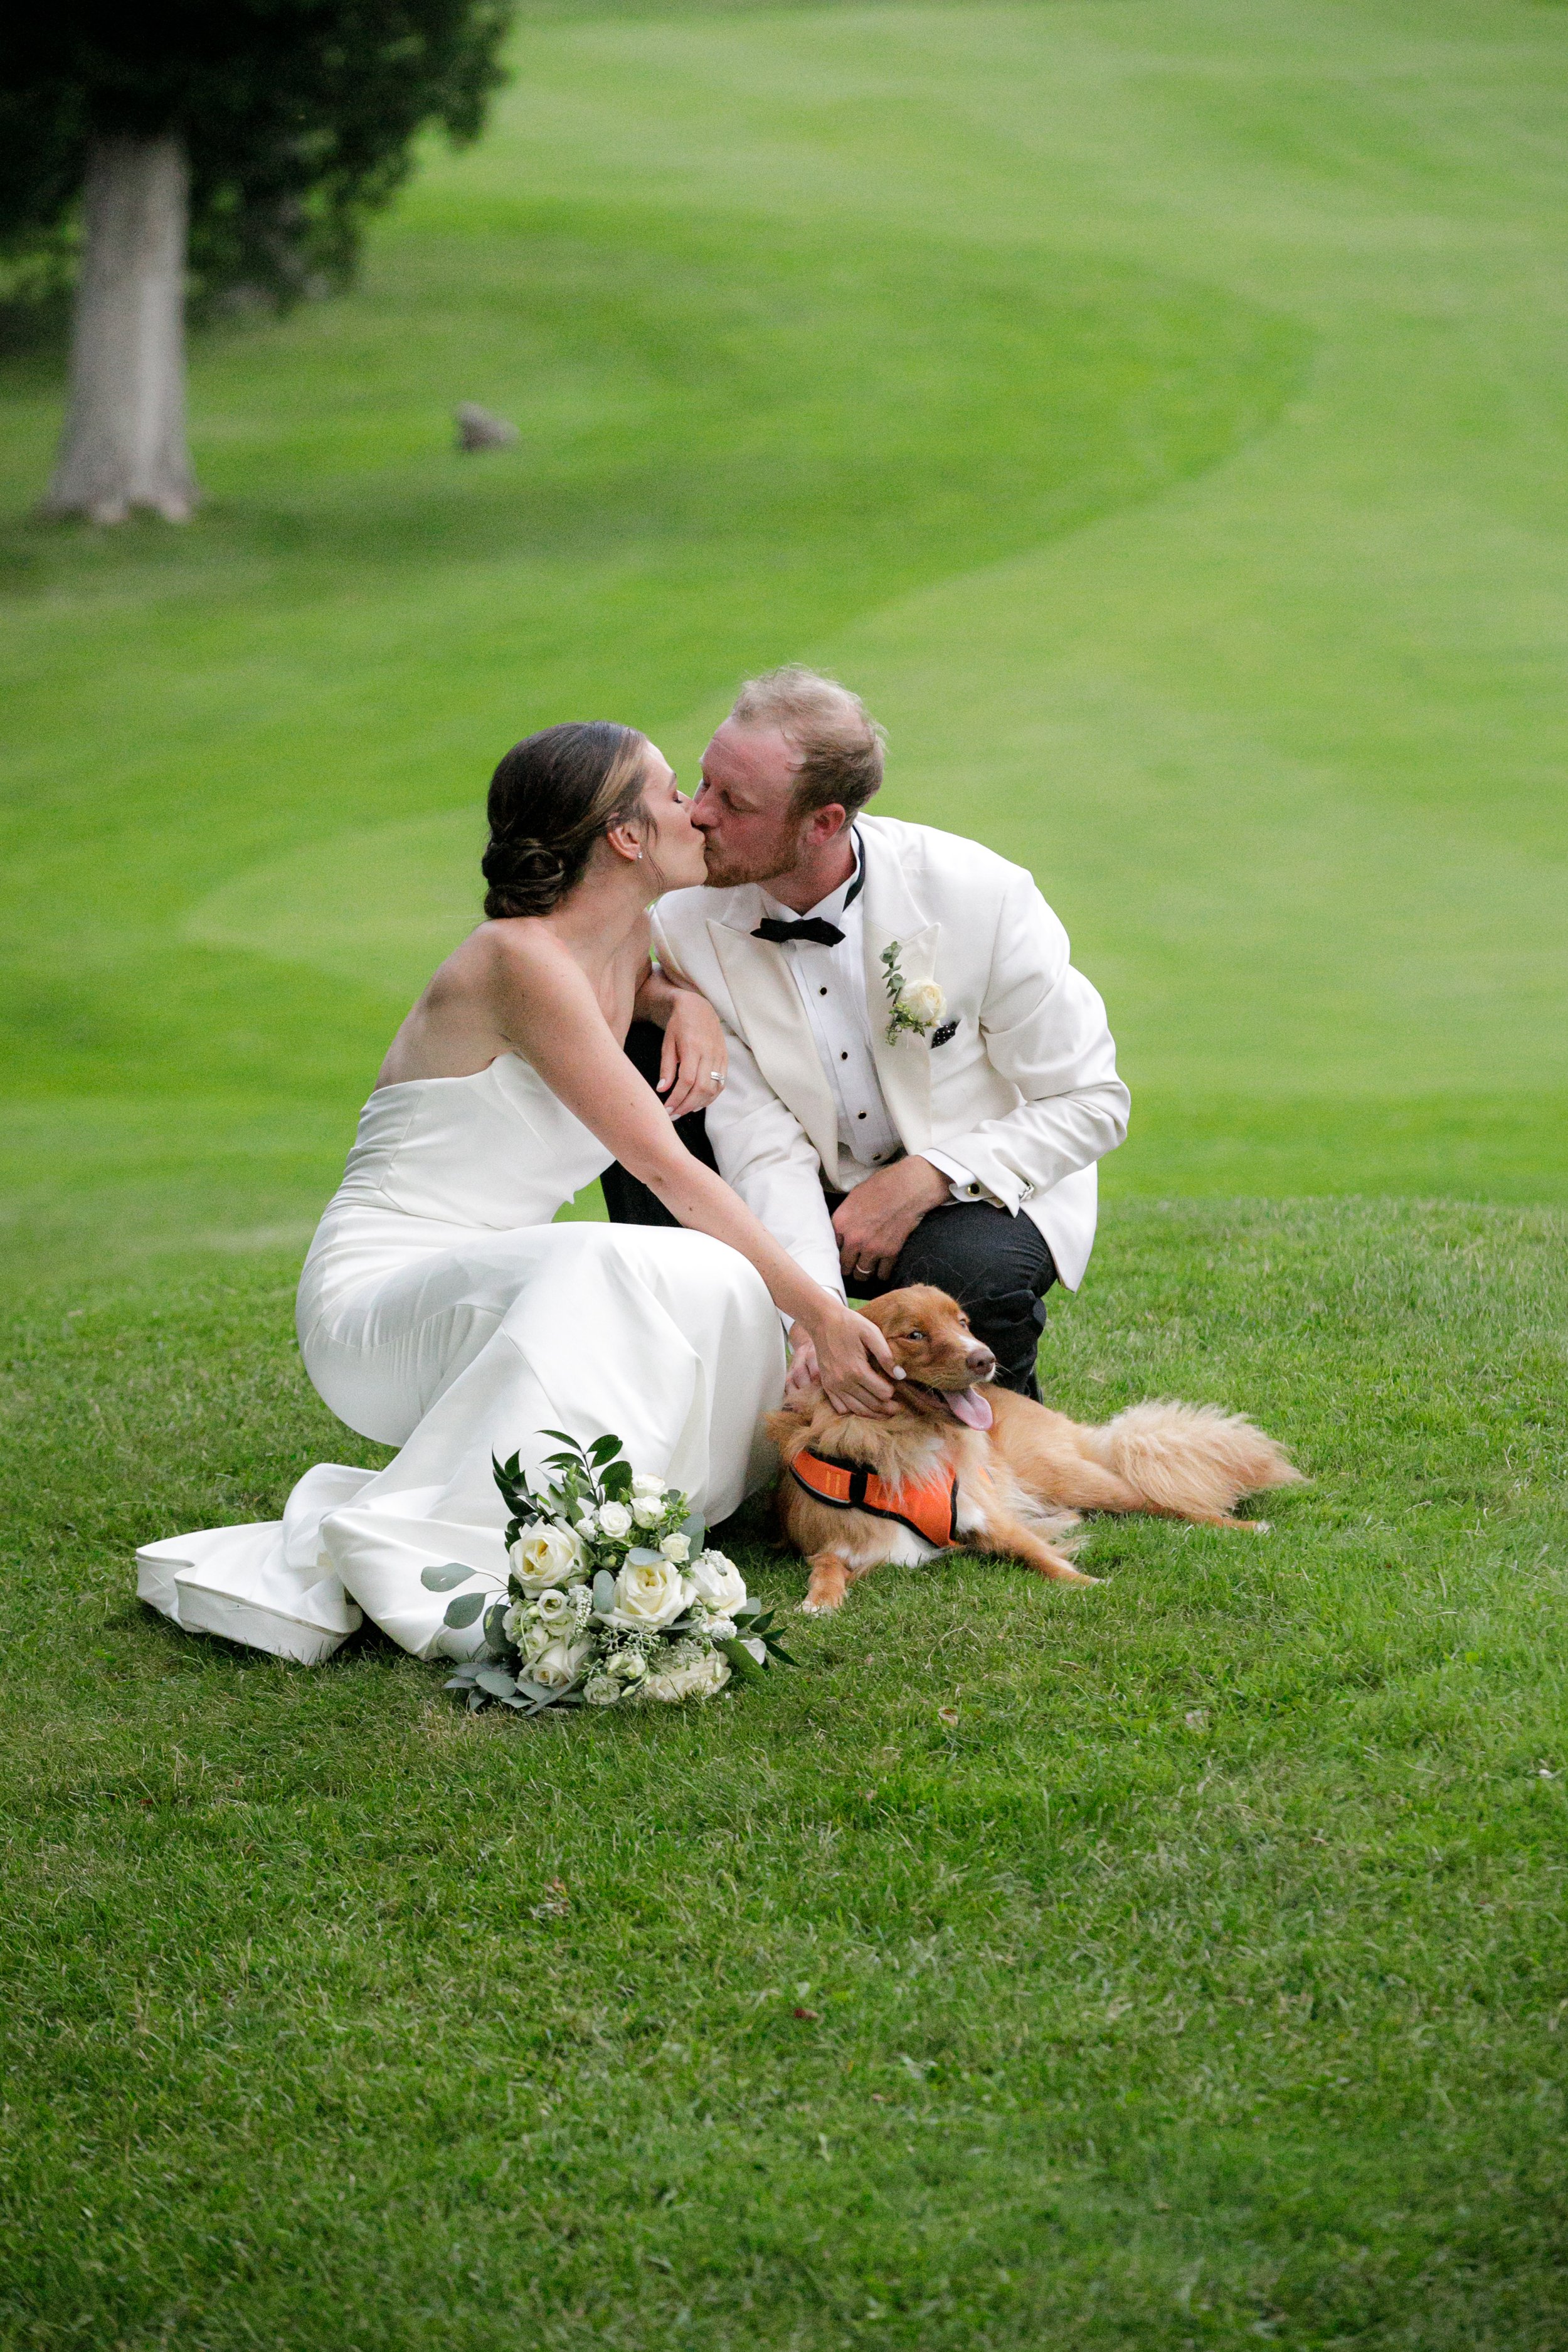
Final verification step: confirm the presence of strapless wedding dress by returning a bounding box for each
[136,1054,785,1664]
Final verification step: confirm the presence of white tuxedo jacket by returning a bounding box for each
[650,815,1130,1300]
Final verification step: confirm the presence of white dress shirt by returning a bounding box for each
[758,832,982,1202]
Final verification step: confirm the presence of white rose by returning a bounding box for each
[901,977,945,1027]
[644,1650,731,1704]
[631,1498,665,1529]
[575,1504,597,1532]
[582,1674,621,1707]
[529,1637,593,1691]
[630,1473,667,1499]
[519,1619,554,1663]
[686,1550,747,1617]
[596,1500,633,1541]
[659,1531,692,1564]
[511,1520,585,1593]
[605,1554,688,1630]
[608,1648,647,1685]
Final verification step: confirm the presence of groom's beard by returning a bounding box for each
[699,834,809,891]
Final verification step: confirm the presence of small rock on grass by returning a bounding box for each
[455,403,519,452]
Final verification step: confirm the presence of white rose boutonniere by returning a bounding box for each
[880,941,945,1045]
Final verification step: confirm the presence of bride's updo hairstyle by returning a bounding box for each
[482,722,650,918]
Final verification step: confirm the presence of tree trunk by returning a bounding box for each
[42,133,198,525]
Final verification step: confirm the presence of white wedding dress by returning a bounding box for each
[136,1054,785,1664]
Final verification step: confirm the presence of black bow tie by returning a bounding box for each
[751,915,844,947]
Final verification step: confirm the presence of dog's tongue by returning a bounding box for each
[946,1386,993,1429]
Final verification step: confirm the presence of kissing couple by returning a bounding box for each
[139,668,1130,1663]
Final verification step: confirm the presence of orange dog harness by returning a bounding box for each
[789,1448,960,1549]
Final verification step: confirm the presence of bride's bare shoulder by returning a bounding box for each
[433,916,566,992]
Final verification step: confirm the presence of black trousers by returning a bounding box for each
[601,1022,1057,1399]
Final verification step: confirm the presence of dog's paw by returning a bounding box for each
[798,1594,840,1616]
[1248,1518,1271,1535]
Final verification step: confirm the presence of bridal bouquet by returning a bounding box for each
[421,1429,794,1718]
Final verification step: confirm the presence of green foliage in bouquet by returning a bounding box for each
[418,1430,795,1720]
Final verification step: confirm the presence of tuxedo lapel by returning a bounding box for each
[709,915,842,1180]
[860,831,938,1149]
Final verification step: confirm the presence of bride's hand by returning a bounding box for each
[658,989,729,1121]
[800,1303,900,1419]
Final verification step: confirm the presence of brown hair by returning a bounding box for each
[482,723,649,918]
[729,665,886,818]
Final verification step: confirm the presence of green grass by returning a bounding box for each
[4,2,1568,2343]
[4,1199,1566,2348]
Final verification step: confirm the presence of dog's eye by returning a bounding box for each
[904,1328,926,1342]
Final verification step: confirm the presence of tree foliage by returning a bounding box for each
[0,2,516,305]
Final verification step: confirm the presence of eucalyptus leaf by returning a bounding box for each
[443,1666,482,1689]
[592,1570,617,1615]
[420,1562,477,1592]
[467,1687,485,1712]
[678,1515,706,1553]
[475,1665,519,1698]
[627,1547,663,1567]
[443,1591,486,1629]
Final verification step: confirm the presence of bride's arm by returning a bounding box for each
[633,965,729,1121]
[498,940,898,1415]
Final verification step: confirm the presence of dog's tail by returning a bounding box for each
[1089,1401,1303,1522]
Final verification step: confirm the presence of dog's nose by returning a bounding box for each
[966,1345,995,1377]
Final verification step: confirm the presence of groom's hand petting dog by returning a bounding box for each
[767,1285,1304,1615]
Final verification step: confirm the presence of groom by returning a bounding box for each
[603,667,1130,1399]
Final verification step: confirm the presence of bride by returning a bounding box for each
[138,722,898,1664]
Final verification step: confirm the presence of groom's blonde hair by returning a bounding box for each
[729,665,886,819]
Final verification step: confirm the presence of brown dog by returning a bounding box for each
[767,1285,1303,1614]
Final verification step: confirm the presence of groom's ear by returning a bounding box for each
[800,802,849,848]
